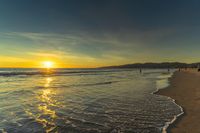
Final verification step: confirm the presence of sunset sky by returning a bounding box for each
[1,0,200,68]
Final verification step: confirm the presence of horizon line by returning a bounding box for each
[1,61,200,69]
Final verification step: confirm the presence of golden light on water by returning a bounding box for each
[37,77,58,132]
[24,77,58,132]
[44,77,53,87]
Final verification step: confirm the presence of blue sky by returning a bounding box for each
[0,0,200,67]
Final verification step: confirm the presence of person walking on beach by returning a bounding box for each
[140,68,142,74]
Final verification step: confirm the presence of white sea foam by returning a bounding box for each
[153,71,184,133]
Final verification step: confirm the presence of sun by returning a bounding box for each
[43,61,54,68]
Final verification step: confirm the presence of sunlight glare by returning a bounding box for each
[43,61,54,68]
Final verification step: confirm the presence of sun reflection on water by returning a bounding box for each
[24,77,60,133]
[44,77,53,88]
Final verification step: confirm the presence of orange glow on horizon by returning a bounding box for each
[0,55,119,68]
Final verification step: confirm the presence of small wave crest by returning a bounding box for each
[34,81,118,90]
[8,90,35,96]
[0,69,128,77]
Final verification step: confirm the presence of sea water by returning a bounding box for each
[0,68,182,133]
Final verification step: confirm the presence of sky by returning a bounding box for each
[0,0,200,68]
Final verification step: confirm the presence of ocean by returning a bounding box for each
[0,68,182,133]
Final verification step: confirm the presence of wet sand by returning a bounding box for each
[157,70,200,133]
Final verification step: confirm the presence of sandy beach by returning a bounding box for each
[157,70,200,133]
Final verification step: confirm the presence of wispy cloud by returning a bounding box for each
[0,28,193,67]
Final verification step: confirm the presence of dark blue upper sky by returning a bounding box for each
[0,0,199,32]
[1,0,200,67]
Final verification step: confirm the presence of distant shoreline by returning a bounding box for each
[156,70,200,133]
[100,62,200,69]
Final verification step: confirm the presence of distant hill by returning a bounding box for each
[100,62,200,69]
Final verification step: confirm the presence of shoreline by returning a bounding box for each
[156,70,200,133]
[152,71,184,133]
[162,72,185,133]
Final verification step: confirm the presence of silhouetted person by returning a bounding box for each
[140,68,142,73]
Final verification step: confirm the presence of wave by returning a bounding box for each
[34,81,119,90]
[0,69,134,77]
[80,81,118,86]
[8,90,35,96]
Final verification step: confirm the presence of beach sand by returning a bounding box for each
[157,70,200,133]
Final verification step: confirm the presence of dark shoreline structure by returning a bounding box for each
[100,62,200,69]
